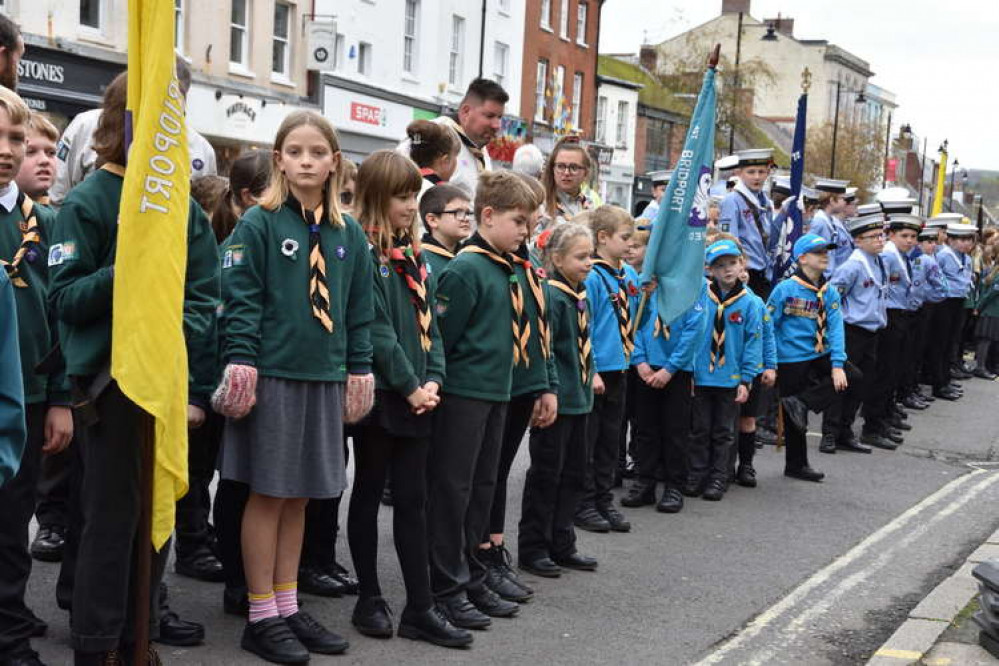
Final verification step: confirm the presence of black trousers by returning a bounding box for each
[634,370,692,490]
[823,324,878,441]
[348,422,432,611]
[778,355,841,471]
[56,422,85,611]
[518,414,587,562]
[34,447,71,529]
[926,300,955,388]
[72,383,166,653]
[174,410,223,560]
[0,404,45,656]
[864,310,913,434]
[213,479,249,591]
[942,298,968,375]
[688,386,739,485]
[487,393,535,538]
[904,307,929,390]
[580,370,626,511]
[427,395,507,599]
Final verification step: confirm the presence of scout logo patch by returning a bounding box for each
[379,265,390,278]
[47,242,76,266]
[889,272,900,284]
[223,244,246,269]
[336,245,347,260]
[192,158,205,172]
[56,141,69,161]
[281,238,299,260]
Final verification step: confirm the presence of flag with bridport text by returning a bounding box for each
[112,0,190,550]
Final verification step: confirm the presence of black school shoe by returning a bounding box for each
[298,565,348,597]
[241,617,310,664]
[701,479,726,501]
[482,547,532,603]
[468,585,519,618]
[573,507,611,533]
[327,561,360,595]
[351,596,393,638]
[736,465,757,488]
[819,434,837,454]
[598,505,631,532]
[518,557,562,578]
[285,612,349,655]
[155,608,205,647]
[621,480,656,507]
[492,543,533,594]
[30,525,65,563]
[784,466,825,482]
[552,552,598,571]
[436,593,491,630]
[175,545,225,583]
[398,606,473,648]
[656,488,684,513]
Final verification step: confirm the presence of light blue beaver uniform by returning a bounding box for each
[766,272,847,367]
[693,282,764,387]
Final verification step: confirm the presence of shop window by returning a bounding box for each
[403,0,418,75]
[448,15,464,88]
[230,0,251,69]
[272,1,291,78]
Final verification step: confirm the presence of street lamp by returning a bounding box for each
[949,158,959,211]
[726,13,778,153]
[829,78,867,178]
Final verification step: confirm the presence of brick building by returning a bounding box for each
[520,0,603,151]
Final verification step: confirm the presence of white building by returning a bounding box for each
[595,74,641,210]
[316,0,525,161]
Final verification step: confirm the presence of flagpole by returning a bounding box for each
[133,412,155,666]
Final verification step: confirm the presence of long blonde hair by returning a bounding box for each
[355,150,423,257]
[261,110,345,226]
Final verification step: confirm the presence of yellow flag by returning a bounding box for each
[112,0,190,550]
[931,144,948,217]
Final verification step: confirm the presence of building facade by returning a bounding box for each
[595,73,639,211]
[520,0,601,152]
[317,0,525,162]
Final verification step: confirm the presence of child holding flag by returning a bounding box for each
[214,111,373,663]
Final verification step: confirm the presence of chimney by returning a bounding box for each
[721,0,751,14]
[764,15,794,37]
[639,44,658,74]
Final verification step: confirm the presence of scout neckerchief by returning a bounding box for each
[548,273,591,384]
[419,168,443,186]
[511,244,551,360]
[288,194,334,333]
[591,257,635,356]
[653,316,670,340]
[734,180,771,247]
[459,234,529,366]
[421,232,456,262]
[389,232,433,351]
[0,189,40,289]
[790,269,830,353]
[707,280,746,371]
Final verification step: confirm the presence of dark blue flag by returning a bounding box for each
[770,91,808,283]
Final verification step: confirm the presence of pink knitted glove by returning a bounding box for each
[343,373,374,424]
[211,364,258,419]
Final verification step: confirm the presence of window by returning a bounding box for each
[332,33,345,71]
[230,0,250,67]
[539,0,551,29]
[358,41,372,75]
[535,59,548,122]
[616,100,629,148]
[174,0,184,53]
[403,0,418,75]
[448,15,464,87]
[595,96,608,143]
[80,0,102,30]
[577,2,588,45]
[493,42,509,88]
[559,0,569,39]
[555,65,565,111]
[498,0,511,12]
[272,2,291,77]
[571,72,583,129]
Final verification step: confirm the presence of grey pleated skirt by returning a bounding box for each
[219,377,346,499]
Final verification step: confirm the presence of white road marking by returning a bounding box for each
[694,468,996,665]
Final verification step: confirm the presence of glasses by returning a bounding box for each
[339,191,353,206]
[436,208,473,221]
[553,163,586,174]
[857,232,885,242]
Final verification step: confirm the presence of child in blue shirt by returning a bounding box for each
[767,234,848,482]
[621,280,706,513]
[934,223,977,396]
[686,240,764,502]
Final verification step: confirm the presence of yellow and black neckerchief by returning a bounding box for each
[707,280,746,371]
[549,275,591,385]
[511,245,551,360]
[1,192,40,288]
[460,235,529,366]
[288,194,334,333]
[591,258,635,356]
[791,271,830,353]
[389,232,433,352]
[653,317,670,340]
[420,232,456,261]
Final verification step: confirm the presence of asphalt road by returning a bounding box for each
[26,377,999,665]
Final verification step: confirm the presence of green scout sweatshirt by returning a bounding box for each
[435,233,516,402]
[47,169,220,401]
[222,200,373,381]
[419,233,455,279]
[546,276,594,415]
[369,247,445,396]
[0,192,68,405]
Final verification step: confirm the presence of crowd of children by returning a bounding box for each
[0,60,997,666]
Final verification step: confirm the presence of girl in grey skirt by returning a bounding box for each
[213,111,374,665]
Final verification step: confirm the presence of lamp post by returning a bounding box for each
[881,109,893,187]
[949,158,959,211]
[829,78,866,178]
[726,15,778,154]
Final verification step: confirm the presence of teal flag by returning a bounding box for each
[640,67,717,326]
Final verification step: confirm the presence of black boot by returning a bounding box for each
[481,546,532,603]
[819,434,838,454]
[736,432,756,486]
[467,585,519,618]
[398,606,473,648]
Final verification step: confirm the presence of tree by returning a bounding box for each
[804,119,886,199]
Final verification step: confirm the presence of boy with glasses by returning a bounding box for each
[419,184,473,276]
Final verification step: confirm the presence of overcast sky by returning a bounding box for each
[599,0,999,173]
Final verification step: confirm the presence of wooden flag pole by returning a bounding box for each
[133,410,155,666]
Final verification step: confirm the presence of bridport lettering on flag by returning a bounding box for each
[140,81,186,214]
[670,149,694,212]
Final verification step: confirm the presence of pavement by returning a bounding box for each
[23,375,999,665]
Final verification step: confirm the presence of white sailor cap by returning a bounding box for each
[813,178,851,195]
[847,214,886,237]
[715,155,740,172]
[843,187,858,202]
[735,148,774,168]
[647,170,673,186]
[945,223,978,237]
[927,213,963,229]
[801,186,820,204]
[918,227,940,241]
[881,198,917,215]
[772,176,792,195]
[886,214,923,232]
[856,203,882,216]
